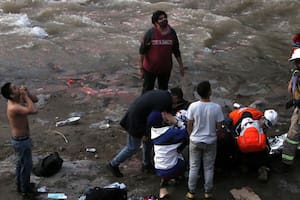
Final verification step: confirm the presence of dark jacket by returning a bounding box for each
[120,90,172,138]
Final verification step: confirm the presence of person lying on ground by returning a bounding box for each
[227,107,278,182]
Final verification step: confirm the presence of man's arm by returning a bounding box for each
[175,55,184,77]
[288,79,293,94]
[187,119,194,135]
[138,28,153,80]
[138,54,145,79]
[18,88,37,114]
[27,92,38,103]
[215,121,225,139]
[171,29,184,77]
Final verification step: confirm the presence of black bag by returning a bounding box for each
[85,187,127,200]
[33,152,63,177]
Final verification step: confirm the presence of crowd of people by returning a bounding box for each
[2,9,300,200]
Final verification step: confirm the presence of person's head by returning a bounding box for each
[1,82,13,100]
[196,81,211,99]
[170,87,183,99]
[1,82,21,101]
[289,48,300,69]
[240,117,263,135]
[170,87,184,105]
[241,117,254,130]
[263,109,278,128]
[147,111,163,128]
[151,10,168,29]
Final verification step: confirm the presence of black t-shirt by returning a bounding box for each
[120,90,172,138]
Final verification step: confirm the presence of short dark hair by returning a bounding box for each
[151,10,167,24]
[1,82,12,100]
[196,81,211,98]
[170,87,183,99]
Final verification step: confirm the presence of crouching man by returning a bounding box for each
[147,111,189,199]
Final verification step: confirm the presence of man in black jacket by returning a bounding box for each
[107,89,180,177]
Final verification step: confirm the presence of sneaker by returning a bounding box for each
[204,192,213,199]
[258,166,270,182]
[106,163,123,177]
[21,191,38,200]
[18,182,35,193]
[185,192,195,200]
[21,186,38,200]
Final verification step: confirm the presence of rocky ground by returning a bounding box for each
[0,89,159,200]
[0,85,299,200]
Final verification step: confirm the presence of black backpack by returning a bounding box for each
[85,187,127,200]
[33,152,63,177]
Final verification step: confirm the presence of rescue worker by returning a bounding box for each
[281,48,300,171]
[228,107,278,181]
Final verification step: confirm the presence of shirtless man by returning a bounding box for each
[1,82,38,197]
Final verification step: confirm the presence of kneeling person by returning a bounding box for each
[147,111,189,199]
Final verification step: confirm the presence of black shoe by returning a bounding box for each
[22,194,37,200]
[107,163,123,177]
[17,186,21,193]
[18,182,36,194]
[21,191,38,200]
[29,183,36,191]
[142,164,155,174]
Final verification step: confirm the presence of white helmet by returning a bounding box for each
[289,48,300,61]
[241,117,254,130]
[264,109,278,127]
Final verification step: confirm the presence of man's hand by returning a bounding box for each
[19,85,38,103]
[142,135,150,143]
[19,85,28,93]
[162,112,177,125]
[138,68,144,80]
[179,66,184,77]
[19,85,28,98]
[20,85,27,90]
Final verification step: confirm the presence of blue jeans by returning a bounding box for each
[10,137,33,193]
[188,141,217,193]
[111,134,152,167]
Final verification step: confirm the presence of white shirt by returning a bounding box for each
[187,101,224,144]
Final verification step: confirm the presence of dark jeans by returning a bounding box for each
[238,148,270,170]
[10,137,33,193]
[142,70,170,94]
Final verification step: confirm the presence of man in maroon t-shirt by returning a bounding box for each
[139,10,184,94]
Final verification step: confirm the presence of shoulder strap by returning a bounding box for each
[139,28,154,54]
